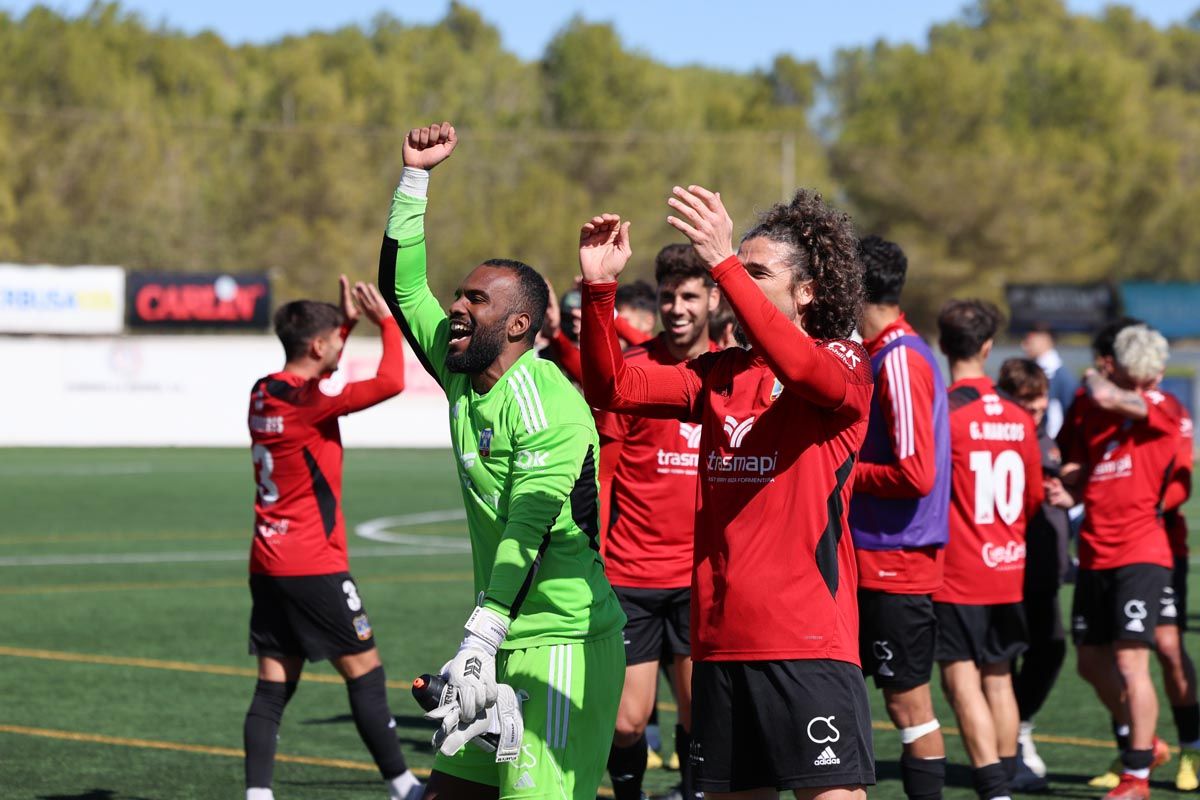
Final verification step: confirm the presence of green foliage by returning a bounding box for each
[0,0,1196,327]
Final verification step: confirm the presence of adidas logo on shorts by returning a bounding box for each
[814,746,841,766]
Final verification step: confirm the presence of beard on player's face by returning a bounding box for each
[445,315,508,374]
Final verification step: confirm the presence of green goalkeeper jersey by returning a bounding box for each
[380,187,625,650]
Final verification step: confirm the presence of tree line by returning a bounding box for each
[1,0,1197,329]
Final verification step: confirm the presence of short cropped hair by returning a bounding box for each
[274,300,344,361]
[1114,324,1168,382]
[616,280,657,315]
[997,357,1049,400]
[938,299,1003,362]
[654,243,713,289]
[858,235,907,305]
[482,258,549,344]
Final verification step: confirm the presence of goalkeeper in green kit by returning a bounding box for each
[378,121,626,800]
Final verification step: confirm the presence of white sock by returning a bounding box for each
[1125,767,1150,779]
[388,770,421,799]
[1019,720,1034,737]
[247,789,275,800]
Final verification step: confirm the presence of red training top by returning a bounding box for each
[248,318,406,576]
[855,315,944,594]
[595,335,713,589]
[934,376,1043,605]
[1058,387,1180,570]
[581,255,873,664]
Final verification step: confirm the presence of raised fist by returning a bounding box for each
[403,122,458,171]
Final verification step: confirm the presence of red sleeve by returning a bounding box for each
[854,346,938,498]
[547,330,584,384]
[598,436,623,555]
[614,314,654,347]
[1024,421,1046,519]
[1057,390,1089,467]
[308,318,406,422]
[1144,391,1182,437]
[1164,410,1194,511]
[580,281,705,418]
[711,256,871,418]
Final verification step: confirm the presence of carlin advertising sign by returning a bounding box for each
[127,272,271,329]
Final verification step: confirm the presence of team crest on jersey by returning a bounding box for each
[769,378,784,403]
[480,428,493,457]
[352,614,373,641]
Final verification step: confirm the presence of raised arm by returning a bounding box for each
[666,184,869,415]
[377,122,458,389]
[578,214,702,418]
[310,283,406,421]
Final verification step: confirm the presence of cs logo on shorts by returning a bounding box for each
[352,614,373,641]
[807,716,841,744]
[1162,588,1179,619]
[873,641,895,678]
[1125,600,1148,633]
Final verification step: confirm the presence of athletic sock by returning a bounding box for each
[1122,747,1154,778]
[901,754,945,800]
[246,789,275,800]
[1114,720,1132,753]
[608,734,648,800]
[1173,703,1200,746]
[387,769,421,800]
[244,679,297,790]
[346,666,409,780]
[1000,755,1019,781]
[972,761,1010,800]
[676,724,702,800]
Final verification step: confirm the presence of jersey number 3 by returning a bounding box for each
[969,450,1025,526]
[252,444,280,505]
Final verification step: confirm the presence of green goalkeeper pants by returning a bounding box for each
[433,632,625,799]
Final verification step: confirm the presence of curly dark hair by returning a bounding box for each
[858,235,908,305]
[937,299,1003,362]
[741,189,863,340]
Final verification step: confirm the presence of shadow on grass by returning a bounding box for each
[37,791,155,800]
[301,713,429,728]
[276,778,381,792]
[875,759,1119,798]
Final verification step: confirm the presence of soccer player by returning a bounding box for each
[544,278,652,385]
[245,277,420,800]
[1020,323,1076,438]
[934,300,1043,800]
[1058,324,1180,800]
[849,236,950,800]
[377,121,626,800]
[580,185,876,799]
[615,280,659,339]
[596,243,719,800]
[1074,320,1197,793]
[995,358,1071,791]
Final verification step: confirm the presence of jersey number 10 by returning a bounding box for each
[969,450,1025,526]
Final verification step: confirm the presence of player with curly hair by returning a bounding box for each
[579,185,876,799]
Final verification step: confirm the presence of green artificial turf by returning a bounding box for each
[1,448,1198,798]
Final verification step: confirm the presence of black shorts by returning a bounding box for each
[1158,557,1189,630]
[1071,564,1171,646]
[249,572,376,662]
[858,589,936,690]
[615,586,690,665]
[934,601,1027,665]
[691,659,876,792]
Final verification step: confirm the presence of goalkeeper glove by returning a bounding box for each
[445,604,508,721]
[426,683,526,762]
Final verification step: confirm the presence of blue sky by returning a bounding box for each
[4,0,1196,71]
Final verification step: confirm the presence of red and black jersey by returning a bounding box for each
[595,336,711,590]
[934,376,1043,605]
[581,255,874,665]
[249,318,405,576]
[1058,387,1180,570]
